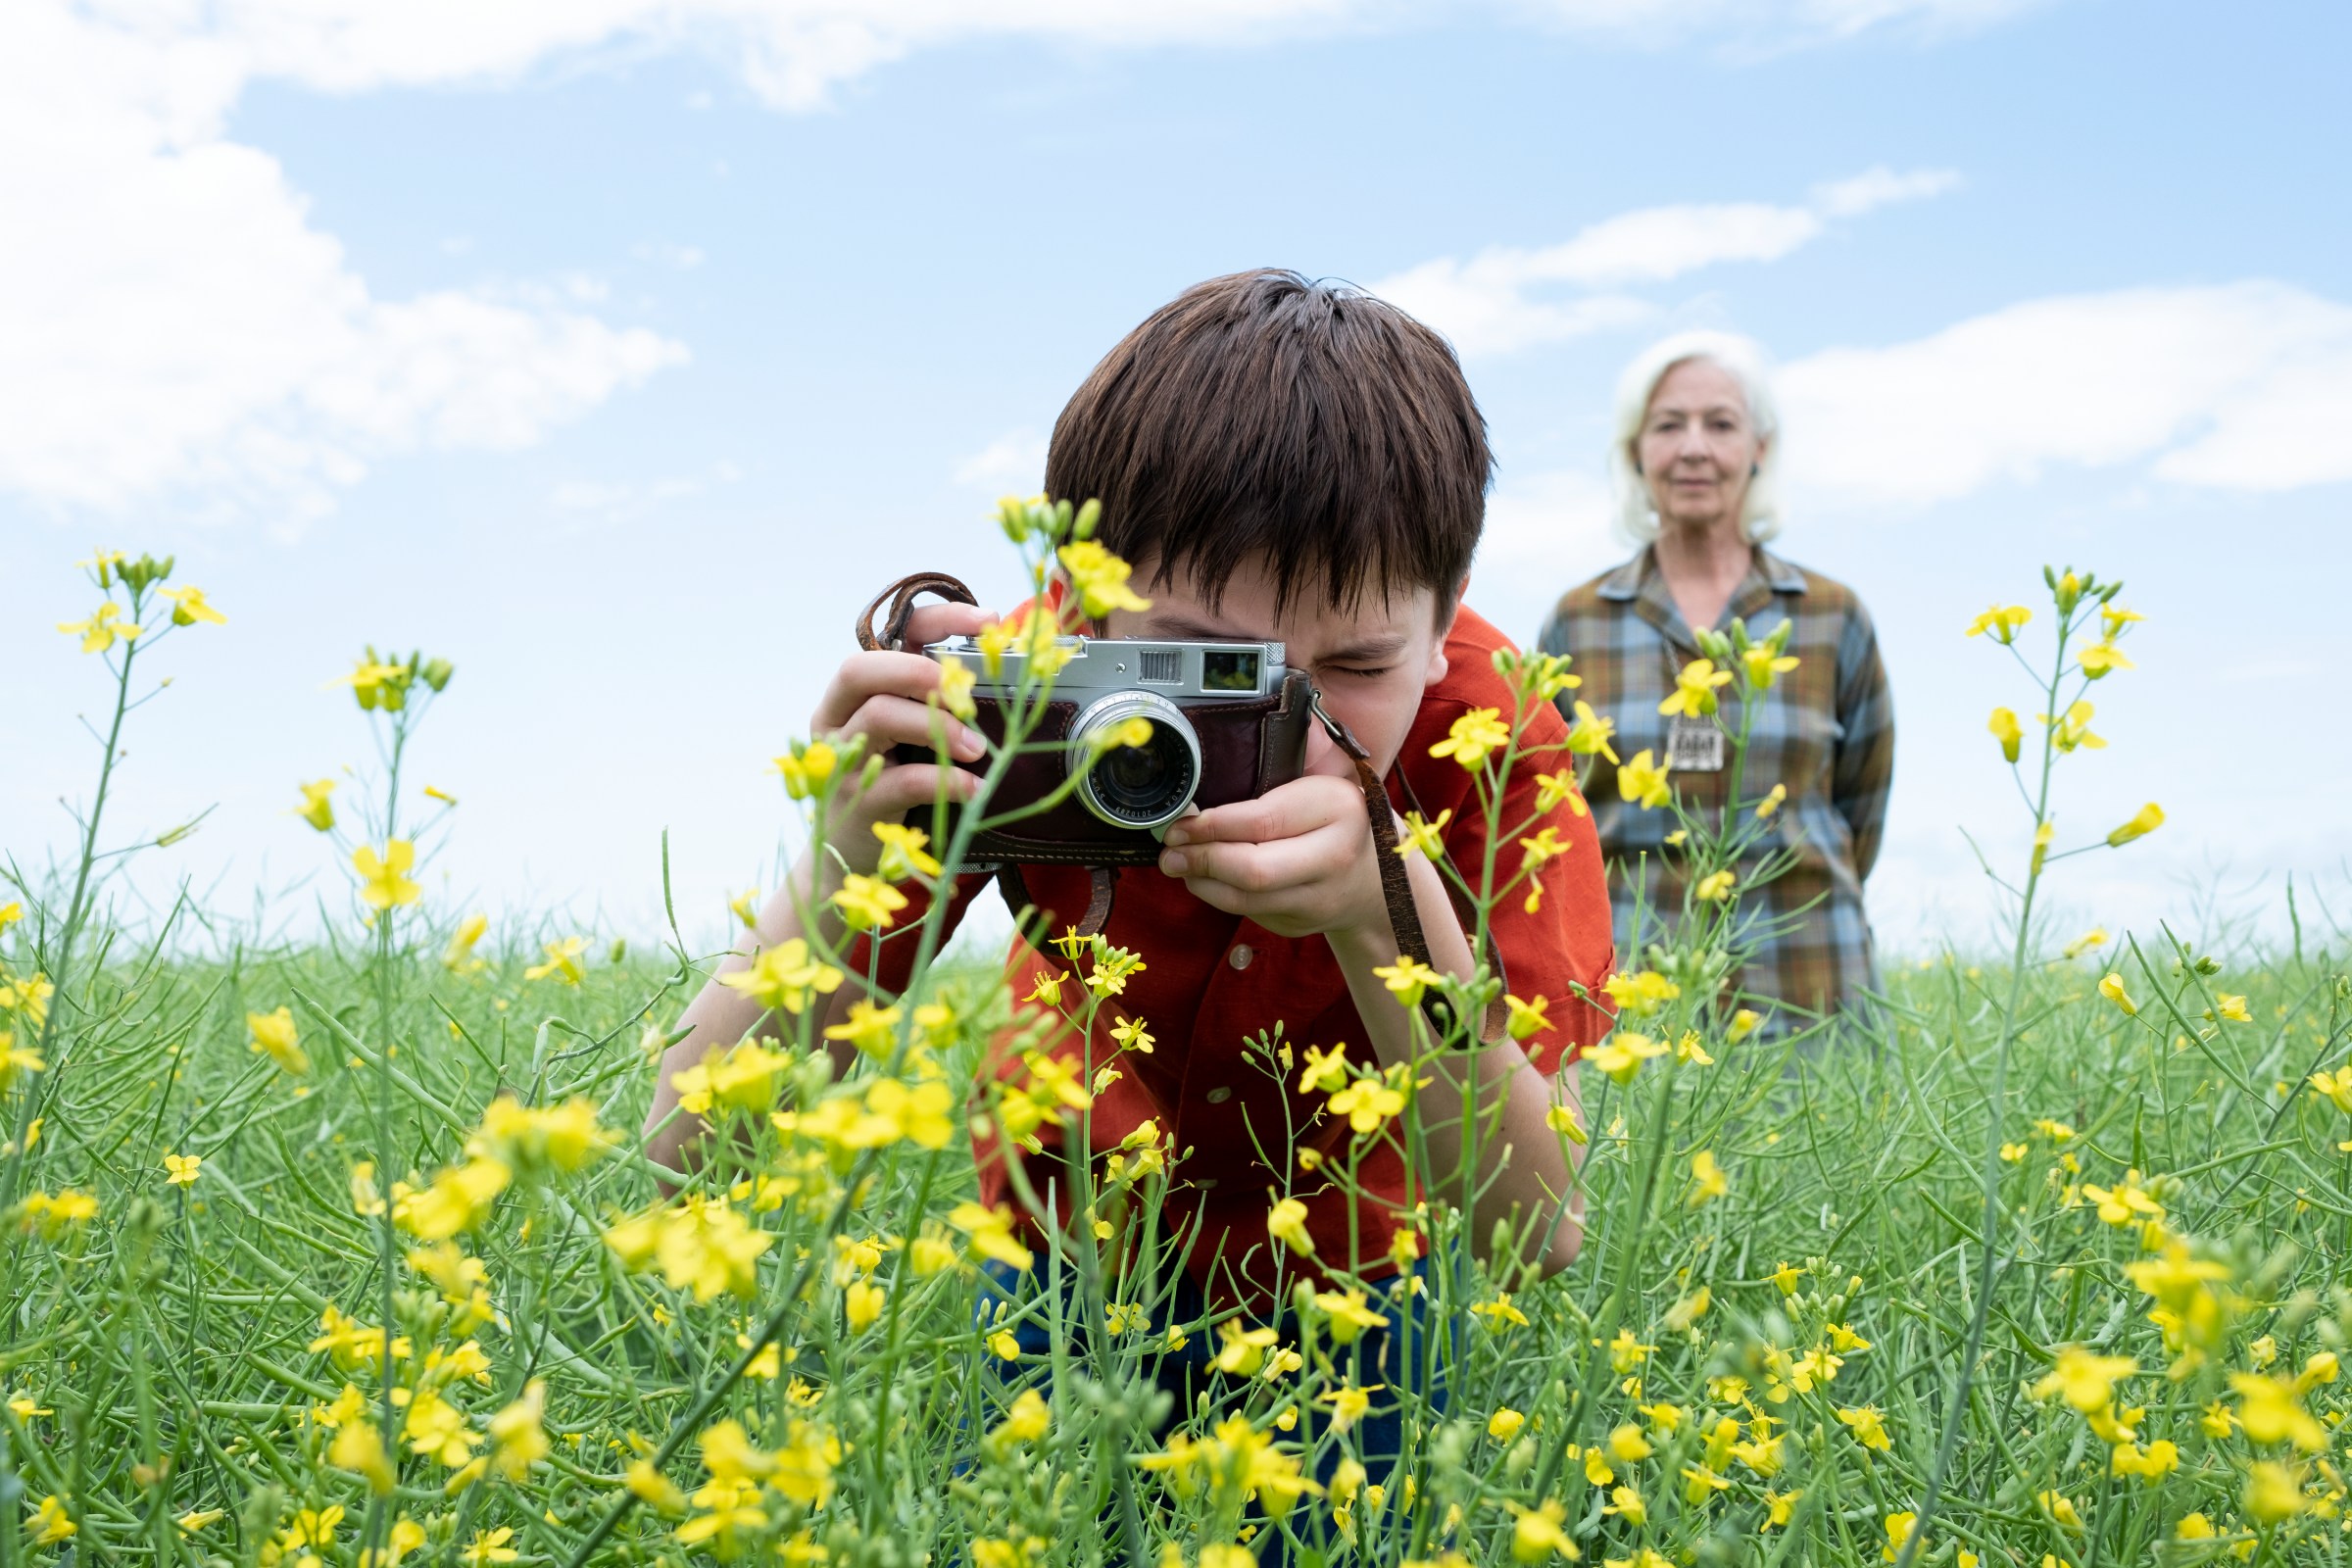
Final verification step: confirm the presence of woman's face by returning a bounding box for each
[1635,357,1766,535]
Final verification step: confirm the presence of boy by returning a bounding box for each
[645,268,1613,1309]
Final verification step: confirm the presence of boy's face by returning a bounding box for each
[1100,555,1459,776]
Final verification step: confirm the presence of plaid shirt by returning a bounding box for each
[1535,546,1894,1022]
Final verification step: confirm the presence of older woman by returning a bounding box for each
[1536,331,1892,1026]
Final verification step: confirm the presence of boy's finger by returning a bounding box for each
[1164,775,1361,847]
[900,601,995,650]
[815,650,967,725]
[1159,818,1355,893]
[852,760,984,819]
[831,693,984,761]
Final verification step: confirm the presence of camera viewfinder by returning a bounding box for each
[1200,649,1260,693]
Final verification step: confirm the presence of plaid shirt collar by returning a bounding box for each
[1596,545,1810,654]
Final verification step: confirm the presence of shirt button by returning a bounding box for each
[1204,1086,1233,1104]
[1228,944,1253,970]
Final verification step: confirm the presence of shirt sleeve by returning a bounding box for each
[1830,599,1895,883]
[1432,732,1617,1075]
[841,871,992,996]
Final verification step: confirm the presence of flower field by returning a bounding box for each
[5,533,2350,1568]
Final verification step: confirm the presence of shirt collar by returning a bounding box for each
[1604,545,1807,651]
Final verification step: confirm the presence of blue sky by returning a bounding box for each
[6,0,2348,959]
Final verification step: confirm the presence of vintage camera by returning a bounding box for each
[915,634,1315,865]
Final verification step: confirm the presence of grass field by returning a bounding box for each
[5,538,2350,1568]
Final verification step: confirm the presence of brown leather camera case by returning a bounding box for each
[904,668,1314,866]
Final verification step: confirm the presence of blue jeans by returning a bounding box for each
[976,1259,1453,1564]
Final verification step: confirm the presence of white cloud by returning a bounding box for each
[0,2,686,524]
[1469,468,1623,639]
[1521,0,2053,49]
[1778,280,2352,506]
[954,429,1050,493]
[1369,166,1956,355]
[0,0,2031,526]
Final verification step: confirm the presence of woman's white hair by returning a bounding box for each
[1608,329,1784,546]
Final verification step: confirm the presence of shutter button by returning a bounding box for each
[1228,944,1253,970]
[1204,1086,1233,1103]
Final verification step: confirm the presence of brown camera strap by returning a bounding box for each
[856,570,979,653]
[852,570,1432,974]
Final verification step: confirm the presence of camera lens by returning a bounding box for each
[1071,692,1200,831]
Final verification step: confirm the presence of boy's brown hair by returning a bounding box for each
[1045,269,1491,619]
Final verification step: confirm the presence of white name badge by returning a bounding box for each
[1666,715,1726,773]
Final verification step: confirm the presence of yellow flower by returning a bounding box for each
[247,1006,311,1075]
[1754,782,1787,818]
[1987,706,2023,763]
[1837,1406,1891,1452]
[1692,869,1736,903]
[872,821,945,880]
[352,840,421,909]
[2105,802,2164,846]
[164,1152,202,1188]
[1488,1407,1527,1443]
[1396,808,1452,858]
[1297,1040,1351,1093]
[1762,1490,1801,1529]
[1658,659,1732,719]
[832,873,908,931]
[1429,707,1511,769]
[1055,539,1152,616]
[158,585,227,626]
[1210,1319,1280,1376]
[1586,1031,1668,1085]
[1687,1149,1727,1206]
[2230,1371,2327,1451]
[1312,1289,1386,1346]
[1504,994,1550,1042]
[176,1510,225,1535]
[2060,925,2107,959]
[2077,638,2133,678]
[0,1041,46,1092]
[1741,645,1799,688]
[2034,1347,2136,1411]
[1566,700,1620,763]
[2096,972,2135,1016]
[2035,1490,2082,1530]
[445,912,489,971]
[462,1528,519,1565]
[718,938,846,1016]
[330,1419,399,1494]
[29,1494,76,1544]
[1883,1510,1919,1563]
[1508,1497,1575,1562]
[1964,604,2031,643]
[772,741,838,801]
[2211,993,2250,1023]
[1108,1014,1154,1054]
[2043,701,2106,753]
[1326,1382,1373,1439]
[293,778,337,831]
[2307,1066,2352,1114]
[2243,1461,2307,1525]
[58,602,142,654]
[1727,1007,1761,1041]
[1616,750,1671,809]
[524,936,589,984]
[1267,1196,1314,1254]
[2173,1512,2215,1541]
[1535,769,1589,817]
[338,656,416,711]
[822,1000,902,1059]
[1372,956,1441,1008]
[1472,1295,1530,1330]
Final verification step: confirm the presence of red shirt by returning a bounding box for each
[854,605,1613,1306]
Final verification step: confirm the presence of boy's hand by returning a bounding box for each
[809,600,993,869]
[1152,724,1393,942]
